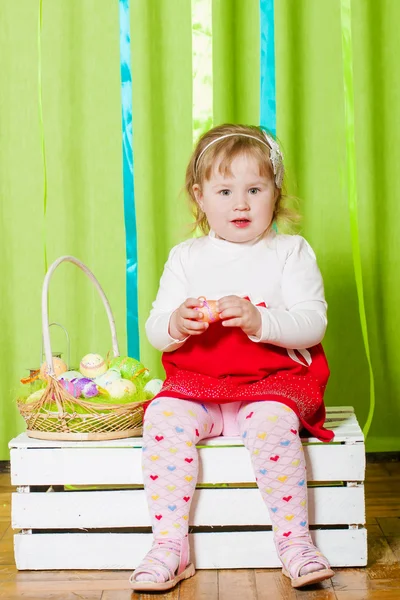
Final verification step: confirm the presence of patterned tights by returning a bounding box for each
[136,397,318,582]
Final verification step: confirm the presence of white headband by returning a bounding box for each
[194,131,284,188]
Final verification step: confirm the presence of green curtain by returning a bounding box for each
[1,0,399,459]
[0,1,127,459]
[275,0,400,451]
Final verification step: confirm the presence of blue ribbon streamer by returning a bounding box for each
[260,0,277,233]
[119,0,139,359]
[260,0,276,135]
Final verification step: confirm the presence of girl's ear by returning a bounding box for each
[192,184,204,210]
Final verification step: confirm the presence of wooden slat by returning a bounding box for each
[13,529,367,570]
[8,428,363,452]
[11,485,365,529]
[8,407,361,450]
[325,414,358,424]
[9,441,366,486]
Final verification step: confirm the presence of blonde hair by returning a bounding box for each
[184,123,300,235]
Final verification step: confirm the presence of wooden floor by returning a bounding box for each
[0,462,400,599]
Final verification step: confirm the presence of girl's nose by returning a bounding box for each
[233,194,250,210]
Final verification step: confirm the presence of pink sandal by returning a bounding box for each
[129,535,195,592]
[277,535,334,588]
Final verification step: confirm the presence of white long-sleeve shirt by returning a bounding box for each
[145,230,327,353]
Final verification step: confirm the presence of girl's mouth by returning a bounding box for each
[231,219,251,228]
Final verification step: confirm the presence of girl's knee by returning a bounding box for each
[144,397,223,443]
[237,401,300,443]
[144,397,185,421]
[240,400,298,420]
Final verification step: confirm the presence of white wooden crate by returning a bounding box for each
[9,406,367,570]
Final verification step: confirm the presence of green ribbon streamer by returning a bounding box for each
[38,0,48,274]
[340,0,375,438]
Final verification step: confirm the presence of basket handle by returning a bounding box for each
[40,322,71,369]
[42,256,120,375]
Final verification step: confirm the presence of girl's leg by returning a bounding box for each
[237,400,333,587]
[131,397,223,588]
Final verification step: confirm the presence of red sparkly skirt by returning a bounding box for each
[152,318,334,443]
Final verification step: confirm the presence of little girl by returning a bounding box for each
[130,123,335,592]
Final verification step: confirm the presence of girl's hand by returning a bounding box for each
[169,298,209,340]
[217,295,262,338]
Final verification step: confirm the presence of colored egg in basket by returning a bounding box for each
[24,389,46,404]
[108,356,149,381]
[59,377,104,399]
[79,353,107,378]
[39,357,68,381]
[144,378,164,397]
[58,370,83,382]
[105,378,136,399]
[94,368,121,388]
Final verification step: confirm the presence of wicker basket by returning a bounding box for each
[17,255,145,441]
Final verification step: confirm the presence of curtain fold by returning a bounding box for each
[212,0,260,124]
[130,0,194,379]
[0,1,127,458]
[276,0,400,450]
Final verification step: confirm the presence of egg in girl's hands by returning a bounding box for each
[195,297,220,323]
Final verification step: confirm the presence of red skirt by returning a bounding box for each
[152,313,334,443]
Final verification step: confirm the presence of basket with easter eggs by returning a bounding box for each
[17,256,163,441]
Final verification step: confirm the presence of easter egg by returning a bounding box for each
[79,354,107,378]
[77,378,101,399]
[105,378,136,399]
[144,378,164,397]
[24,388,59,416]
[60,377,102,399]
[58,370,82,382]
[109,356,149,381]
[25,388,46,404]
[73,378,92,398]
[39,357,68,381]
[59,379,76,397]
[94,368,121,388]
[195,297,220,323]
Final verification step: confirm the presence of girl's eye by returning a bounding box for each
[219,189,231,196]
[249,188,261,195]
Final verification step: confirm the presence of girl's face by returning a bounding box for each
[193,153,278,243]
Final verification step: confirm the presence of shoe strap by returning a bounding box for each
[177,534,190,575]
[131,555,173,584]
[153,536,190,576]
[131,538,181,584]
[277,536,330,578]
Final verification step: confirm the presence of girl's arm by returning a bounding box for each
[249,236,327,349]
[145,245,191,352]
